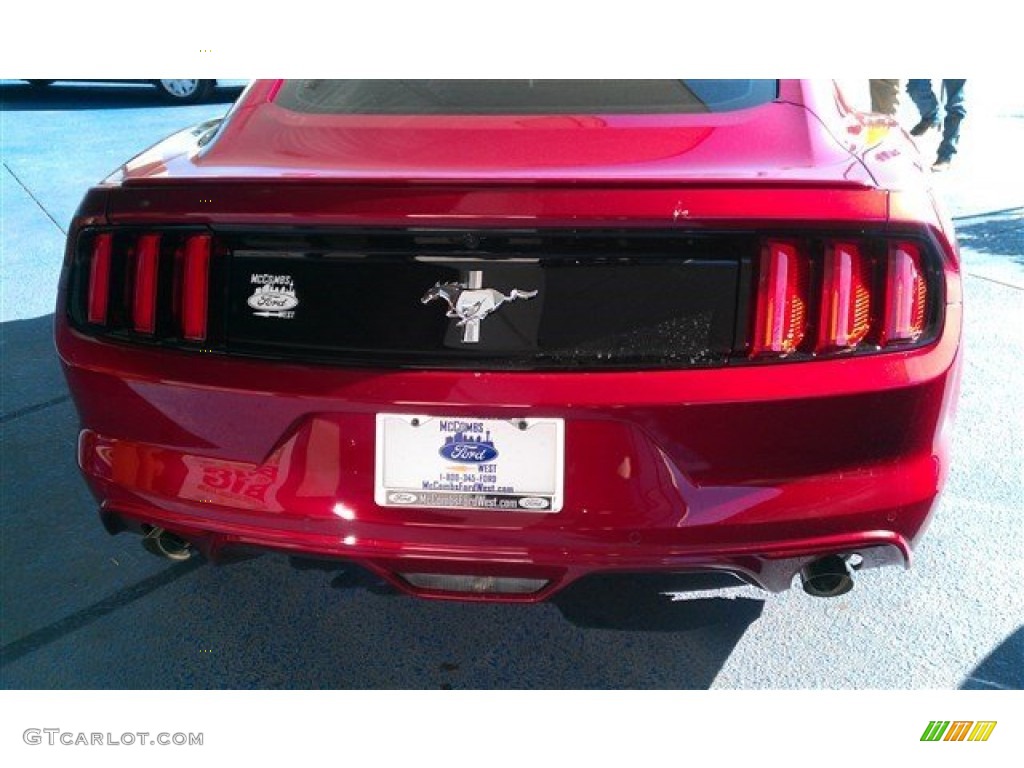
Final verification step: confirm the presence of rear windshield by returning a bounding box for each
[274,80,777,115]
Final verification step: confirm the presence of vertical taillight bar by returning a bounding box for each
[818,241,872,351]
[182,234,211,341]
[132,234,161,333]
[882,242,927,344]
[87,233,113,324]
[751,240,809,356]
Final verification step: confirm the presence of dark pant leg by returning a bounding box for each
[938,79,967,160]
[907,79,939,122]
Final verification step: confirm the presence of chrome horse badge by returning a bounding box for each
[421,270,537,343]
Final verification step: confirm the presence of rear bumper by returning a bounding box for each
[57,306,962,601]
[98,498,914,601]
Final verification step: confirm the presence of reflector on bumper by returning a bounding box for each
[400,573,549,595]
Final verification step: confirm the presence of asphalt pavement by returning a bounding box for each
[1,79,1021,689]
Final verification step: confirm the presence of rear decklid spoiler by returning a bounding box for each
[101,181,888,228]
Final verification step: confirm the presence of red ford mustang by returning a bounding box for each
[56,80,962,601]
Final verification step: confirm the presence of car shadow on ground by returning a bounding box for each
[1,314,764,689]
[959,626,1024,690]
[954,208,1024,264]
[0,82,244,111]
[551,572,764,632]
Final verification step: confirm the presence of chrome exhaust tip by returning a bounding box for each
[142,526,194,561]
[800,555,854,598]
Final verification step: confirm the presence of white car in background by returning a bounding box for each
[25,79,247,104]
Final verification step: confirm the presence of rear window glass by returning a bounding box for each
[274,80,777,115]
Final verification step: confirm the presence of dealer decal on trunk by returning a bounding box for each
[248,273,298,318]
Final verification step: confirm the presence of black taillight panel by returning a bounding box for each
[67,225,947,369]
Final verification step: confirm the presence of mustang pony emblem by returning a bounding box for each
[421,273,537,343]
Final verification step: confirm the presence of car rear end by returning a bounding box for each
[55,80,962,601]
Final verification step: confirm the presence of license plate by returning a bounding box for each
[375,414,564,512]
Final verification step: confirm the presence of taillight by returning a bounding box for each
[751,240,809,356]
[182,234,211,341]
[75,229,216,345]
[882,241,928,344]
[749,235,936,360]
[86,233,112,324]
[817,241,872,351]
[132,234,161,334]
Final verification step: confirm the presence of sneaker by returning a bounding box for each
[931,157,953,172]
[910,118,940,137]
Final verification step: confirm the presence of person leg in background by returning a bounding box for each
[933,79,967,171]
[870,79,900,116]
[907,79,940,136]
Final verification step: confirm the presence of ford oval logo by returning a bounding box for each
[247,290,299,311]
[439,443,498,463]
[518,497,550,510]
[388,492,418,504]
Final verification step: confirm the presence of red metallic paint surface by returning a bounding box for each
[56,80,963,600]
